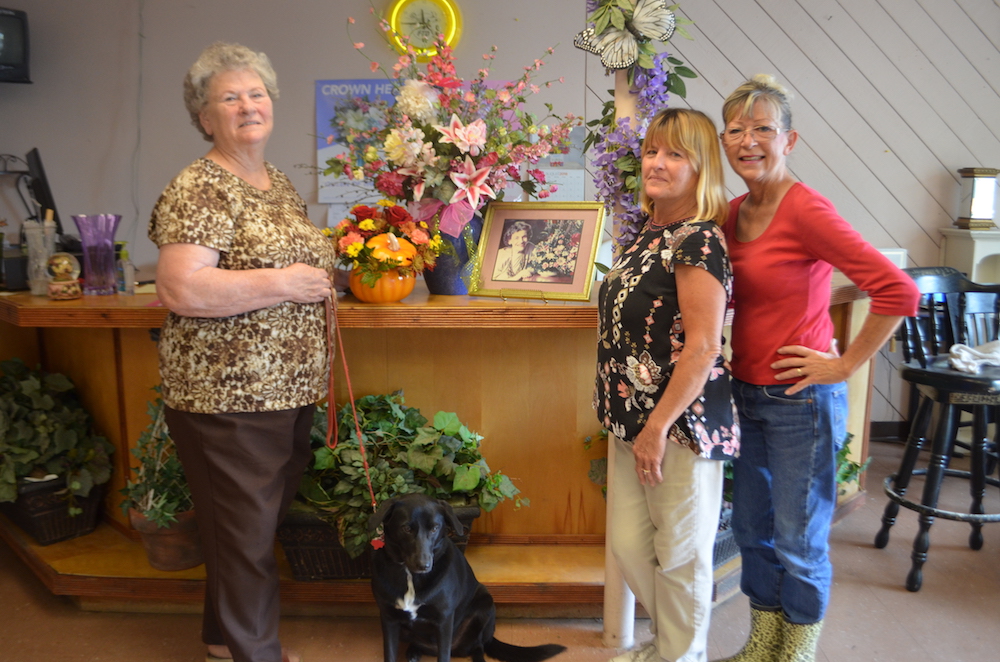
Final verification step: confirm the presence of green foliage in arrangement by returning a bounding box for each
[297,392,525,558]
[0,358,114,515]
[119,387,194,528]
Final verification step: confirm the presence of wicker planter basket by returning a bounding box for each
[712,506,739,569]
[0,479,105,546]
[277,504,480,581]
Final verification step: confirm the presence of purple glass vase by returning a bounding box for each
[71,214,121,295]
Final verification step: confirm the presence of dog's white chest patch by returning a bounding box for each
[395,569,422,620]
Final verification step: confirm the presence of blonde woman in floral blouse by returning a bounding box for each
[149,43,335,662]
[596,108,739,662]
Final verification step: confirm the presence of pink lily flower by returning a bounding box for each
[434,114,488,156]
[449,156,496,209]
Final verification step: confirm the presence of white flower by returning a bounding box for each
[383,125,427,167]
[396,79,439,125]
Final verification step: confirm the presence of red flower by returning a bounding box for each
[375,171,406,198]
[351,205,378,221]
[384,204,412,227]
[477,151,499,169]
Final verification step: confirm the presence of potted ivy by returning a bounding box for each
[119,387,202,571]
[278,391,525,580]
[0,358,115,545]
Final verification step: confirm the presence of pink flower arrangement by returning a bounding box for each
[325,18,581,240]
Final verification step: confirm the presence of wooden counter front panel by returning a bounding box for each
[0,321,41,366]
[333,327,608,536]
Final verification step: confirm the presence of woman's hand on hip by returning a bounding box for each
[772,340,847,395]
[631,424,667,486]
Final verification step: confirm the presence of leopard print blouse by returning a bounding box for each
[148,158,337,414]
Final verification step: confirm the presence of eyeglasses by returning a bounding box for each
[720,125,784,144]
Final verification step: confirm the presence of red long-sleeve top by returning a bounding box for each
[723,183,920,386]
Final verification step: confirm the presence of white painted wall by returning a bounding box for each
[2,0,998,422]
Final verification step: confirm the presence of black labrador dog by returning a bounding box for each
[369,494,566,662]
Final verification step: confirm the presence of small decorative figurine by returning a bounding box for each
[47,252,83,300]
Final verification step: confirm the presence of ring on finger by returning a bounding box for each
[796,367,803,376]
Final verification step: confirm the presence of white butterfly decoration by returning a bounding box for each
[574,0,676,70]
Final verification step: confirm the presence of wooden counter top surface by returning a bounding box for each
[0,274,863,330]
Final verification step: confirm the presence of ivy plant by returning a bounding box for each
[119,387,194,528]
[0,358,114,515]
[296,392,525,558]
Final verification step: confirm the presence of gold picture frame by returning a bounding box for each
[468,201,605,301]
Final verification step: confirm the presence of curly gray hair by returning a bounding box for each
[183,42,279,142]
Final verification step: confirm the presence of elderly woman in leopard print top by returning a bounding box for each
[148,42,335,662]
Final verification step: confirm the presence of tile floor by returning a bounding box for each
[2,439,998,662]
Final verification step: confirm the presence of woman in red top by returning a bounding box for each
[713,75,919,662]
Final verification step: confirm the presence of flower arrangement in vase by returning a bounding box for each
[326,199,444,302]
[323,14,581,270]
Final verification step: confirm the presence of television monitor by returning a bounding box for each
[25,148,63,236]
[0,7,31,84]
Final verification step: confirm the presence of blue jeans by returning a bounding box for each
[730,379,848,624]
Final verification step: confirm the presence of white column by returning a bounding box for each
[603,68,638,649]
[603,430,636,648]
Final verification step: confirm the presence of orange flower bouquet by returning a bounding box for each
[325,199,445,290]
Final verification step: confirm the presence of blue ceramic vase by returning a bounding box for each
[423,215,483,296]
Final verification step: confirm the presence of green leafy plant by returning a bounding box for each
[297,392,525,558]
[584,428,609,498]
[0,358,114,515]
[119,387,194,528]
[836,433,871,495]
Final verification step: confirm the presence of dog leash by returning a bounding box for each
[324,295,381,532]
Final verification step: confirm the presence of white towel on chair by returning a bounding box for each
[948,340,1000,373]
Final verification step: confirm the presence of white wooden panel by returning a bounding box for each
[878,0,1000,141]
[955,0,1000,51]
[920,0,1000,96]
[798,0,972,189]
[838,0,1000,164]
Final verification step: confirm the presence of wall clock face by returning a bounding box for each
[387,0,462,59]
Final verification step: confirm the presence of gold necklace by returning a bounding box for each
[648,214,696,230]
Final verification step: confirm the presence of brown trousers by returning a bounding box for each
[165,405,314,662]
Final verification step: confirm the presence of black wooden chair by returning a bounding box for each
[874,266,1000,591]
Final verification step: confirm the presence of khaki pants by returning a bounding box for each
[165,405,314,662]
[609,435,724,662]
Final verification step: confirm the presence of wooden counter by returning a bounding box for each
[0,276,870,610]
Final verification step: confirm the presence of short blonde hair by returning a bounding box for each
[183,42,279,141]
[639,108,728,226]
[722,74,793,130]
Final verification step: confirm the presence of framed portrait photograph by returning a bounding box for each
[469,201,606,301]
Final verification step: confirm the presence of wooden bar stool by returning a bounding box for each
[874,267,1000,591]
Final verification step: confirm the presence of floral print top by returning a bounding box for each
[148,158,337,414]
[595,219,739,460]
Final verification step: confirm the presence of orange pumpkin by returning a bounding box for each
[349,268,416,303]
[367,233,417,266]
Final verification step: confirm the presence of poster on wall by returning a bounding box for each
[534,126,586,202]
[315,79,396,221]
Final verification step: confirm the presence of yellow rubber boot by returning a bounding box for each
[777,619,823,662]
[711,606,783,662]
